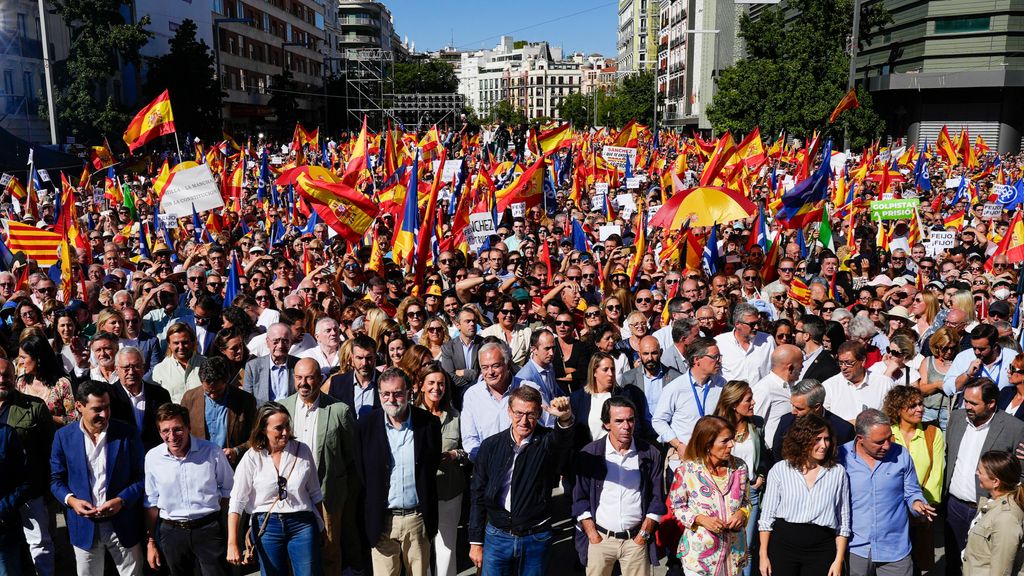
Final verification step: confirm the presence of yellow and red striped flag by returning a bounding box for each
[828,88,860,123]
[5,220,61,266]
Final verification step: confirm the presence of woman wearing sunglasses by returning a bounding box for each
[868,333,919,388]
[918,327,958,431]
[996,352,1024,422]
[227,402,323,575]
[553,311,588,393]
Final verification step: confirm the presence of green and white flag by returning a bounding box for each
[818,205,835,252]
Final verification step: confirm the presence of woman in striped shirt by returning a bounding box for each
[758,414,851,576]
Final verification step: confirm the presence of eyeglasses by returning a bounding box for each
[653,300,665,306]
[427,327,443,333]
[838,360,858,367]
[379,390,408,400]
[700,353,722,362]
[869,307,884,313]
[776,333,794,341]
[510,410,538,422]
[887,348,906,358]
[188,276,204,283]
[554,320,573,327]
[605,305,621,311]
[343,263,360,271]
[737,320,759,328]
[566,275,581,281]
[498,308,517,315]
[407,310,424,317]
[439,259,455,265]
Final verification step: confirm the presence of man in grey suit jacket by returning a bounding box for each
[243,323,299,404]
[620,336,682,425]
[943,377,1024,575]
[439,307,483,405]
[279,358,360,575]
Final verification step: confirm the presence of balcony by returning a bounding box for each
[338,34,376,44]
[338,16,379,28]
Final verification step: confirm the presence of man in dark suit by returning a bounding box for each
[242,323,298,404]
[0,358,49,575]
[943,377,1024,576]
[51,380,146,574]
[356,367,441,576]
[324,334,380,420]
[109,346,172,450]
[796,314,840,383]
[771,378,856,460]
[181,356,257,467]
[620,336,682,426]
[439,306,483,403]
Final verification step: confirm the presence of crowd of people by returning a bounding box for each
[0,121,1022,576]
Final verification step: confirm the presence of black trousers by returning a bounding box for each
[159,517,229,576]
[767,520,837,576]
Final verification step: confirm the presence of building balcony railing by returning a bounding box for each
[338,16,379,27]
[339,34,376,44]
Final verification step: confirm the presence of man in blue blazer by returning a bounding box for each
[50,380,146,574]
[513,329,561,426]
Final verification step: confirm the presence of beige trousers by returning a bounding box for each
[586,534,650,576]
[370,512,430,576]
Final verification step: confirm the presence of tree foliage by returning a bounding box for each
[50,0,152,140]
[558,92,591,128]
[489,100,527,126]
[268,70,300,129]
[142,19,223,138]
[706,0,890,148]
[558,71,661,129]
[392,60,458,94]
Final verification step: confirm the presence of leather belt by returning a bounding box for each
[596,523,642,540]
[161,512,220,530]
[388,508,420,516]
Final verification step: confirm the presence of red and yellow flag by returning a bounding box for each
[89,143,115,170]
[294,173,380,244]
[936,126,959,166]
[828,88,860,123]
[123,90,176,152]
[6,220,61,265]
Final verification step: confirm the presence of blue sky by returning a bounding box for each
[386,0,618,57]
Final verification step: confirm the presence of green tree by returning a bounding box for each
[142,19,223,138]
[490,100,527,126]
[268,70,300,130]
[49,0,152,140]
[606,70,661,128]
[558,92,591,128]
[707,0,890,148]
[392,59,458,94]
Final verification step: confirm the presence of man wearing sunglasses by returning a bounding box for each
[714,302,775,386]
[944,323,1017,397]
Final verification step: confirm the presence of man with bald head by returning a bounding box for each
[280,358,359,575]
[621,336,682,427]
[751,344,804,450]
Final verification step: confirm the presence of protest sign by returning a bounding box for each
[601,146,637,169]
[159,164,223,218]
[927,231,956,256]
[870,198,920,221]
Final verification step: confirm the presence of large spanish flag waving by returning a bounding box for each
[123,90,176,152]
[294,174,379,244]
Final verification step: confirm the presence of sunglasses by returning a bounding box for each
[498,309,516,315]
[665,278,679,284]
[585,311,601,318]
[636,297,652,303]
[822,306,836,312]
[277,476,288,500]
[554,320,573,327]
[407,310,424,317]
[743,275,759,281]
[1009,367,1024,375]
[887,348,905,358]
[778,267,795,273]
[605,305,621,311]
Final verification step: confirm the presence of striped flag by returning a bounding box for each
[5,220,61,266]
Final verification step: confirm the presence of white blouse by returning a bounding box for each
[229,440,324,524]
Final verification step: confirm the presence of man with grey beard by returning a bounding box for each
[0,358,55,575]
[356,367,441,576]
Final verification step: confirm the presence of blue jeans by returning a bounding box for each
[253,511,321,576]
[743,486,761,576]
[481,524,552,576]
[0,523,24,576]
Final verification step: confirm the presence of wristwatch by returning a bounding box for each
[638,529,651,542]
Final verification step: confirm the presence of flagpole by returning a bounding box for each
[173,132,183,160]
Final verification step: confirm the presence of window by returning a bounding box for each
[213,0,223,14]
[263,13,269,31]
[934,15,990,34]
[315,12,324,30]
[16,13,26,38]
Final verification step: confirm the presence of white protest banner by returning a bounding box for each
[511,202,526,218]
[982,203,1003,219]
[927,231,956,256]
[616,194,637,212]
[158,213,178,229]
[159,164,223,218]
[599,225,622,241]
[944,178,961,190]
[626,177,642,189]
[591,194,606,211]
[829,153,848,174]
[431,159,464,183]
[595,182,610,196]
[468,212,496,253]
[0,174,11,188]
[601,146,637,169]
[37,169,50,183]
[270,155,284,166]
[93,188,103,205]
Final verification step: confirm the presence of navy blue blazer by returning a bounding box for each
[50,419,145,551]
[0,425,30,531]
[326,370,381,420]
[997,387,1024,423]
[569,385,653,446]
[771,410,856,461]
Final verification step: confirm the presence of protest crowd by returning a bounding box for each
[1,90,1024,576]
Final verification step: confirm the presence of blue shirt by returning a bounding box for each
[839,441,926,562]
[353,380,376,420]
[385,412,418,509]
[651,372,725,446]
[204,394,229,448]
[144,436,234,520]
[460,379,513,460]
[943,346,1016,395]
[641,368,666,421]
[269,363,290,401]
[461,338,476,372]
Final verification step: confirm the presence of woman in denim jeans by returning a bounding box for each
[226,403,324,576]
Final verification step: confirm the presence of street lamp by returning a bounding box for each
[212,17,255,128]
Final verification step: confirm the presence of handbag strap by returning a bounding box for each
[922,424,937,482]
[255,447,299,538]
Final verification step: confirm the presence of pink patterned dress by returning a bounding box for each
[669,457,750,576]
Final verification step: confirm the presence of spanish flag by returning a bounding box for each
[943,210,965,231]
[828,88,860,123]
[936,126,958,166]
[89,143,115,170]
[3,175,26,200]
[987,210,1024,270]
[294,172,380,245]
[538,123,573,152]
[123,90,176,152]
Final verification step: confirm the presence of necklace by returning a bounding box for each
[735,423,748,442]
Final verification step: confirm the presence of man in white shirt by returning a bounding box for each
[752,344,803,450]
[943,377,1024,575]
[86,333,120,384]
[822,341,896,423]
[299,317,342,376]
[714,302,775,385]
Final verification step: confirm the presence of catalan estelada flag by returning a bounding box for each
[123,90,176,152]
[5,220,61,266]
